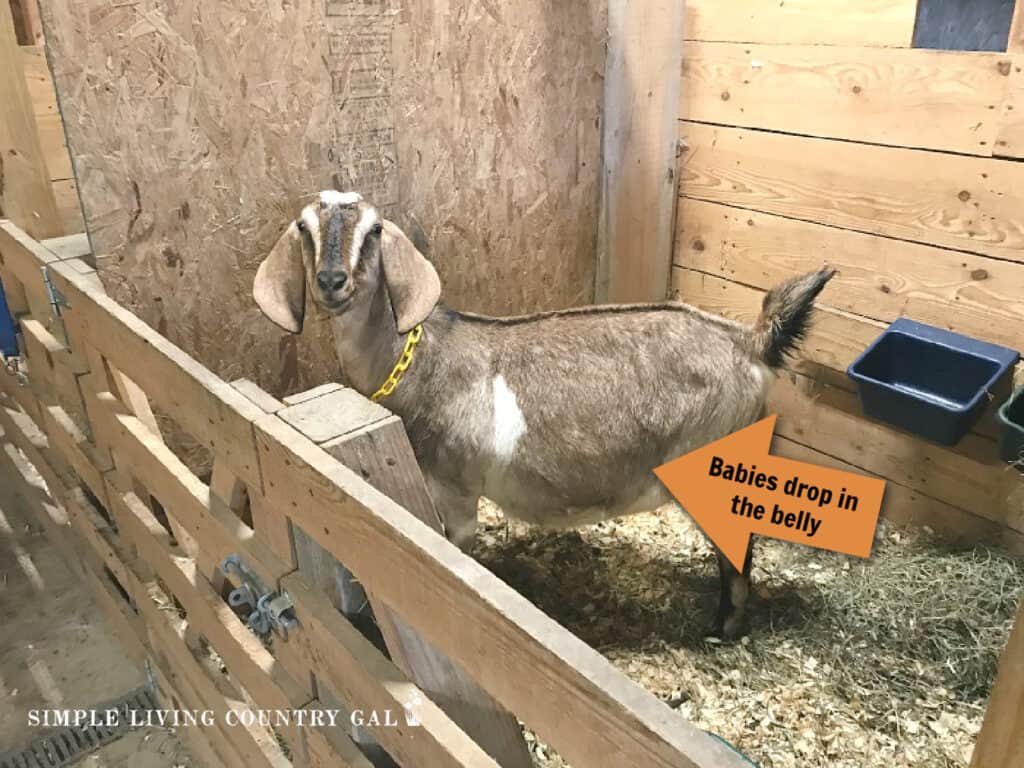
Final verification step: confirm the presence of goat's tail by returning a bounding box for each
[751,267,836,368]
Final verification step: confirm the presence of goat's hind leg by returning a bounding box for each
[712,539,754,639]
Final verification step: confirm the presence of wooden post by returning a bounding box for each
[596,0,684,303]
[1010,1,1024,53]
[9,0,43,45]
[0,0,62,239]
[276,387,534,768]
[972,599,1024,767]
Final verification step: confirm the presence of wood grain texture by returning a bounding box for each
[679,122,1024,264]
[282,573,505,768]
[0,1,62,239]
[769,375,1020,534]
[971,601,1024,767]
[37,253,268,490]
[391,0,603,314]
[995,57,1024,157]
[775,436,1024,553]
[281,388,530,767]
[684,0,918,46]
[9,0,42,45]
[1009,1,1024,53]
[115,489,310,715]
[253,412,754,768]
[596,0,683,302]
[38,0,604,397]
[682,43,1012,154]
[674,199,1024,352]
[671,266,1021,446]
[51,178,84,234]
[20,45,57,118]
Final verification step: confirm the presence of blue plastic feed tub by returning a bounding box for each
[847,318,1019,446]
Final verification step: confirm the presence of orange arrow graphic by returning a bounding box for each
[653,415,886,570]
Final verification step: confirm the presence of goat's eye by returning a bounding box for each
[371,222,383,236]
[296,219,306,233]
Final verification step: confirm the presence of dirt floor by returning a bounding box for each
[0,448,192,766]
[474,501,1023,768]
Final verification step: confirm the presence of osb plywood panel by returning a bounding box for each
[391,0,604,314]
[37,0,604,397]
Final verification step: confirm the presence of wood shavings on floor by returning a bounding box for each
[473,501,1022,768]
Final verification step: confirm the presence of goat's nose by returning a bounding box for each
[316,270,347,293]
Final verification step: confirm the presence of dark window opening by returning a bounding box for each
[913,0,1016,51]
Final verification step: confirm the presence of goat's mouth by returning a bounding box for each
[318,292,354,313]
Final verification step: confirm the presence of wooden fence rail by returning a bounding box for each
[0,215,751,768]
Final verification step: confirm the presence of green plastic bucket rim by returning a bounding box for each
[997,385,1024,430]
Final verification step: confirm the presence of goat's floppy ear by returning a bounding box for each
[253,222,306,333]
[381,219,440,332]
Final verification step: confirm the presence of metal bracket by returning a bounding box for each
[2,354,28,386]
[41,266,69,317]
[221,554,298,640]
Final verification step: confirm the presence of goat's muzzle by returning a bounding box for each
[315,269,350,308]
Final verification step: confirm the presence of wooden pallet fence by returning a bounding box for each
[0,214,754,768]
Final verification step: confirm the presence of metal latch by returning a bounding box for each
[41,266,69,317]
[221,554,298,640]
[2,355,28,386]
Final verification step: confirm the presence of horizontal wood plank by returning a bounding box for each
[674,198,1024,352]
[679,122,1024,264]
[685,0,917,46]
[52,179,84,235]
[19,45,56,117]
[254,413,752,768]
[82,563,148,668]
[670,267,1021,445]
[0,226,269,489]
[134,573,292,768]
[682,43,1012,155]
[769,375,1020,533]
[774,436,1024,553]
[115,489,310,716]
[281,573,502,768]
[34,112,73,181]
[89,391,288,590]
[995,58,1024,158]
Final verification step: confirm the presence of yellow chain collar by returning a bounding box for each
[370,324,424,403]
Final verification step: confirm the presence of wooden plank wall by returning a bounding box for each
[18,43,83,235]
[674,0,1024,549]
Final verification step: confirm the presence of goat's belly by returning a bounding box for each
[486,472,673,529]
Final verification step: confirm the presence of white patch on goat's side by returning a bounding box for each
[319,190,362,207]
[491,375,527,461]
[350,205,379,271]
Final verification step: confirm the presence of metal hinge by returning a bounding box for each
[221,554,298,640]
[41,266,69,317]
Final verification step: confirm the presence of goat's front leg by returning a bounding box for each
[425,476,480,552]
[712,540,754,639]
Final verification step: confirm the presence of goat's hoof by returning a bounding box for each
[708,613,747,642]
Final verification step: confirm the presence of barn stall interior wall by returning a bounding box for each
[674,0,1024,550]
[2,1,1024,767]
[31,0,606,396]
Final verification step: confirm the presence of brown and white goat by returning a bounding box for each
[253,190,835,637]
